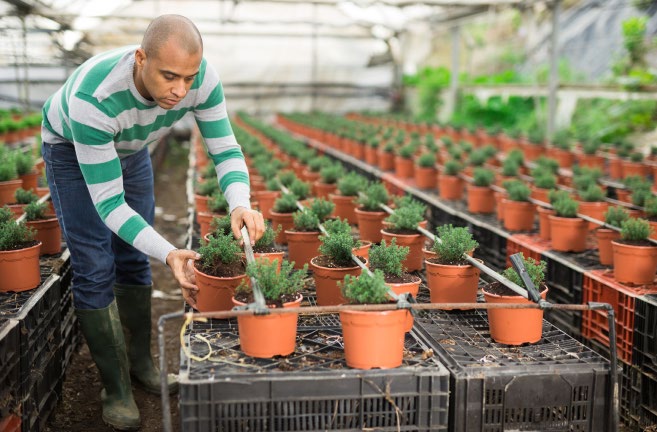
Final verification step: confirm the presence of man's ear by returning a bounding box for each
[135,48,146,68]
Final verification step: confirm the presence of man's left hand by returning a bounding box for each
[231,206,265,245]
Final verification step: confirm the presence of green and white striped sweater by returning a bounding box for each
[42,46,250,263]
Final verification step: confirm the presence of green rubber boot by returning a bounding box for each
[114,283,179,395]
[76,301,140,431]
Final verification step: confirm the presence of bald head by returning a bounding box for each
[142,15,203,59]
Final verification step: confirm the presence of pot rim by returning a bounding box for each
[310,255,365,270]
[232,293,303,308]
[0,241,42,254]
[611,239,657,249]
[482,282,548,299]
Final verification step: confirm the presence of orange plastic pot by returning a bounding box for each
[483,284,548,345]
[494,191,506,221]
[578,201,609,230]
[596,229,620,266]
[414,166,437,189]
[355,208,387,243]
[548,215,588,252]
[301,169,320,185]
[269,211,294,245]
[502,200,535,231]
[0,179,22,207]
[466,184,494,214]
[385,275,421,299]
[19,170,39,192]
[194,194,210,213]
[339,308,413,369]
[530,186,551,204]
[193,266,248,312]
[615,189,631,204]
[437,174,464,201]
[394,157,414,179]
[537,206,554,241]
[364,146,378,166]
[311,257,363,306]
[577,153,605,170]
[612,241,657,285]
[285,230,321,270]
[380,230,424,272]
[197,211,226,239]
[313,181,337,199]
[352,240,371,262]
[425,259,481,304]
[253,251,285,272]
[253,190,281,220]
[26,216,61,255]
[0,242,41,292]
[329,193,358,225]
[621,160,650,178]
[608,157,622,180]
[377,151,395,171]
[232,295,302,358]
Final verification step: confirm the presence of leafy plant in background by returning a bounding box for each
[620,218,652,241]
[236,259,306,302]
[309,198,335,222]
[473,168,495,187]
[403,66,451,121]
[369,238,409,278]
[340,270,389,305]
[604,206,630,228]
[357,182,389,211]
[501,253,546,289]
[432,224,478,265]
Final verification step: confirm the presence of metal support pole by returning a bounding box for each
[547,0,561,140]
[311,3,318,111]
[444,25,460,122]
[21,16,30,111]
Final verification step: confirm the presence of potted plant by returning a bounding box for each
[324,217,370,260]
[467,168,495,214]
[578,139,604,169]
[645,196,657,241]
[288,178,312,203]
[537,189,568,241]
[13,151,38,192]
[550,130,574,167]
[193,232,248,311]
[438,159,464,201]
[311,231,363,306]
[286,208,323,270]
[0,154,21,207]
[531,171,557,204]
[364,137,379,165]
[330,172,366,224]
[394,144,415,179]
[254,177,282,220]
[502,180,535,232]
[315,163,344,198]
[577,184,609,230]
[232,259,306,358]
[269,193,299,245]
[193,178,219,214]
[622,151,650,178]
[425,224,480,303]
[381,204,425,272]
[482,254,548,345]
[548,195,588,252]
[377,141,396,171]
[597,206,629,266]
[339,271,413,369]
[197,191,229,238]
[0,206,41,292]
[414,153,437,189]
[612,218,657,285]
[369,238,420,297]
[7,188,38,218]
[355,182,389,243]
[303,156,329,184]
[24,201,61,255]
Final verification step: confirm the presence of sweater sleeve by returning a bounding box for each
[193,60,251,213]
[68,91,176,264]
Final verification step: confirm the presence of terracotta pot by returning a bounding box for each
[551,148,574,167]
[608,157,622,180]
[425,259,481,304]
[612,240,657,285]
[26,216,61,255]
[253,250,285,272]
[414,166,437,189]
[523,144,544,161]
[7,204,26,219]
[252,190,280,220]
[19,170,39,192]
[352,240,371,262]
[502,200,535,231]
[437,174,464,201]
[537,206,555,241]
[380,230,424,272]
[0,179,22,207]
[36,186,49,198]
[548,215,588,252]
[385,275,421,299]
[313,181,337,199]
[301,169,321,185]
[394,157,414,179]
[193,266,248,312]
[577,201,609,230]
[577,153,605,170]
[232,294,302,358]
[466,184,495,214]
[0,242,41,292]
[364,146,378,165]
[483,284,548,345]
[650,221,657,242]
[197,211,226,239]
[621,160,650,178]
[377,151,395,171]
[329,193,358,225]
[530,186,551,204]
[494,191,506,221]
[355,208,387,243]
[310,256,363,306]
[596,229,620,266]
[250,176,266,193]
[194,194,210,213]
[339,308,413,369]
[285,230,321,270]
[269,211,295,245]
[615,189,631,204]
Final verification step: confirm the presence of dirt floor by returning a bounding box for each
[45,138,190,432]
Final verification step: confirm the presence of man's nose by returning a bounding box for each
[172,80,186,98]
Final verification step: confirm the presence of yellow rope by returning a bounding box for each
[180,313,212,362]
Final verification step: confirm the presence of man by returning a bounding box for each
[41,15,264,430]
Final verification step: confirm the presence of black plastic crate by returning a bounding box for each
[414,309,615,432]
[543,254,585,306]
[20,344,63,432]
[633,295,657,378]
[638,369,657,430]
[60,305,79,372]
[0,319,21,418]
[620,361,642,431]
[469,223,507,272]
[544,307,583,341]
[180,325,450,431]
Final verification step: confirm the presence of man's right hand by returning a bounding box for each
[166,249,200,309]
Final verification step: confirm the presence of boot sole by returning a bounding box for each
[102,414,140,431]
[131,374,179,395]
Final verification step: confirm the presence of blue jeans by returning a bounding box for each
[42,141,154,310]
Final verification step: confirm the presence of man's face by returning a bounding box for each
[135,40,202,110]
